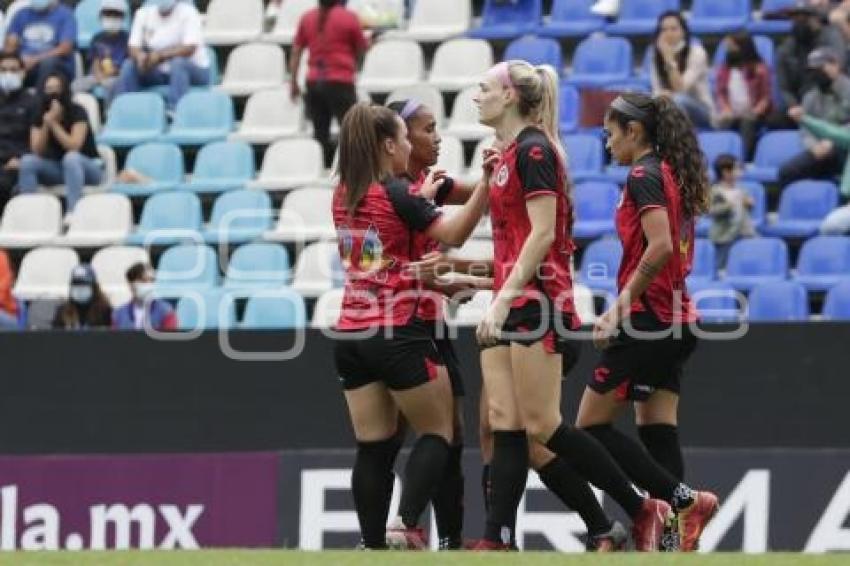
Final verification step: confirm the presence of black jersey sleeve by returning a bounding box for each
[386,178,442,232]
[626,162,667,213]
[434,176,456,206]
[517,135,559,199]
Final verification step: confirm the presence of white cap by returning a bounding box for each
[101,0,128,12]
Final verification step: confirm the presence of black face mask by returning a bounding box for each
[812,69,833,91]
[792,20,816,45]
[725,50,743,67]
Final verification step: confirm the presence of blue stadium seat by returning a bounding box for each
[537,0,605,37]
[578,238,622,297]
[793,236,850,292]
[126,192,202,246]
[573,182,619,239]
[241,291,308,329]
[687,238,717,285]
[602,164,631,185]
[712,34,775,69]
[155,244,220,297]
[743,130,804,182]
[688,280,741,323]
[695,216,711,238]
[723,237,788,291]
[760,180,838,239]
[822,280,850,321]
[562,134,605,182]
[177,141,255,194]
[160,90,234,145]
[564,36,632,88]
[97,93,166,148]
[176,289,237,330]
[504,36,563,74]
[76,0,129,49]
[689,0,750,34]
[224,242,291,294]
[739,180,767,230]
[203,190,273,245]
[559,82,580,134]
[748,0,795,34]
[606,0,680,35]
[747,281,808,322]
[699,131,744,180]
[111,143,184,197]
[468,0,542,40]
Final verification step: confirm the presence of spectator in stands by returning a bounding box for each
[797,105,850,199]
[648,11,713,128]
[3,0,76,87]
[53,264,112,330]
[72,0,130,101]
[18,72,103,219]
[113,0,210,111]
[112,262,178,331]
[779,47,850,187]
[714,31,773,161]
[0,52,36,214]
[0,248,18,330]
[290,0,369,166]
[709,154,755,269]
[829,1,850,67]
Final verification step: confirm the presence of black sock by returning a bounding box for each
[484,430,529,544]
[398,434,450,529]
[583,424,693,510]
[481,463,492,514]
[545,424,644,518]
[352,437,401,548]
[638,424,684,481]
[537,457,612,537]
[432,443,464,542]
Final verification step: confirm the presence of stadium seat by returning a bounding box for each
[386,0,471,42]
[460,136,497,187]
[739,180,767,230]
[126,192,202,246]
[264,0,317,44]
[450,290,493,326]
[445,86,494,141]
[468,0,542,39]
[743,130,804,182]
[723,237,788,291]
[447,238,495,262]
[699,131,744,178]
[428,38,493,92]
[573,283,597,325]
[747,281,808,322]
[218,43,286,96]
[687,239,717,285]
[74,92,101,135]
[91,246,150,307]
[435,135,465,179]
[242,290,307,329]
[688,280,742,323]
[230,89,303,144]
[12,247,80,299]
[0,194,62,249]
[695,215,711,238]
[176,288,237,330]
[249,139,325,192]
[160,90,234,146]
[563,134,605,182]
[573,182,619,239]
[689,0,750,34]
[265,187,335,242]
[792,236,850,292]
[203,189,273,245]
[177,141,255,194]
[97,93,166,148]
[578,238,622,297]
[602,164,632,185]
[358,40,424,93]
[203,0,263,46]
[53,193,132,247]
[564,36,633,88]
[559,83,580,134]
[387,85,446,128]
[606,0,681,35]
[155,244,220,297]
[503,36,563,75]
[748,0,795,34]
[311,288,344,329]
[712,34,775,69]
[291,240,343,298]
[822,280,850,321]
[537,0,605,37]
[224,242,291,294]
[111,143,185,197]
[75,0,129,49]
[760,180,838,239]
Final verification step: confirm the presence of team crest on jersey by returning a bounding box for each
[528,146,544,161]
[495,164,509,187]
[631,165,646,179]
[336,224,394,274]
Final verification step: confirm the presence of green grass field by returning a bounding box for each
[2,552,846,566]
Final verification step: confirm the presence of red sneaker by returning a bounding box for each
[466,538,514,551]
[385,520,427,550]
[589,520,628,552]
[678,491,719,552]
[631,498,673,552]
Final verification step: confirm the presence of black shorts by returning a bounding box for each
[432,331,465,398]
[334,322,445,391]
[589,322,698,402]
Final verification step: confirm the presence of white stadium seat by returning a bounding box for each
[13,247,80,300]
[447,238,494,262]
[249,139,326,192]
[358,40,423,94]
[428,38,493,92]
[204,0,263,46]
[265,187,336,242]
[450,290,492,327]
[460,135,496,186]
[446,86,493,141]
[230,89,304,144]
[0,194,62,249]
[291,240,341,298]
[219,43,286,96]
[74,92,101,134]
[386,0,471,42]
[386,84,446,128]
[264,0,317,45]
[435,135,465,179]
[311,288,344,328]
[53,193,133,247]
[91,246,151,307]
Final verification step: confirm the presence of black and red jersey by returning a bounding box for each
[488,127,579,325]
[333,178,442,330]
[615,153,697,324]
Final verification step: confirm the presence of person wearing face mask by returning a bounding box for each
[72,0,129,99]
[779,47,850,188]
[0,52,36,214]
[113,0,210,111]
[112,262,177,331]
[52,264,112,330]
[3,0,76,88]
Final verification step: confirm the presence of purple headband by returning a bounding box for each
[399,99,422,120]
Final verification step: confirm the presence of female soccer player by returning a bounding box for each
[576,92,719,552]
[471,61,672,551]
[332,102,492,550]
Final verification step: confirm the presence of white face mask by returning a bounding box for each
[70,285,94,304]
[100,17,124,32]
[133,282,155,302]
[0,72,23,93]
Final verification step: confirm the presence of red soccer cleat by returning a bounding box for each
[589,520,628,552]
[631,498,673,552]
[466,538,515,551]
[385,519,428,550]
[678,491,719,552]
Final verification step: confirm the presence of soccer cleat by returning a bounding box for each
[438,536,463,550]
[385,518,427,550]
[678,491,719,552]
[631,498,673,552]
[588,520,628,552]
[466,538,515,551]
